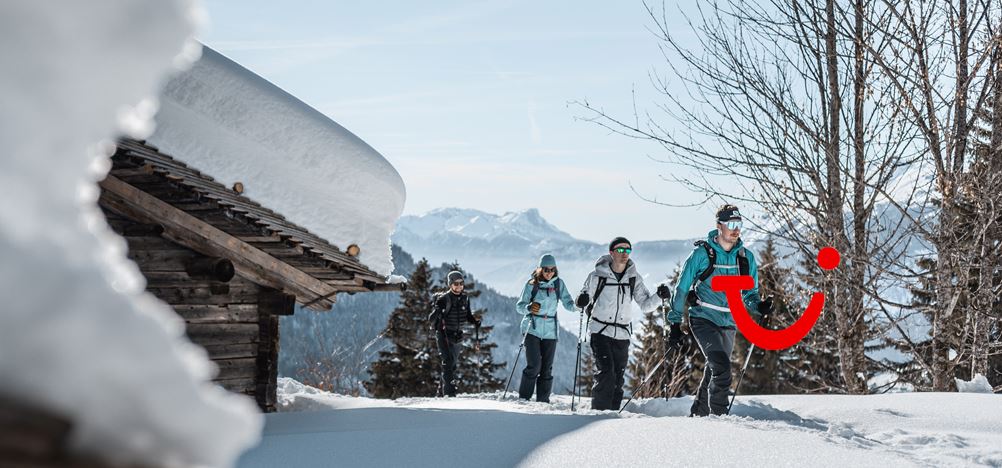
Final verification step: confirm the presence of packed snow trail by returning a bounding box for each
[236,379,1002,467]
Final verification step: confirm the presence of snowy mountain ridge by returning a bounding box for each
[394,207,696,298]
[397,207,578,244]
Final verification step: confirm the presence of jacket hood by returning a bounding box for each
[594,254,638,277]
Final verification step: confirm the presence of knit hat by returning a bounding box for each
[608,236,632,251]
[447,270,464,284]
[538,254,557,268]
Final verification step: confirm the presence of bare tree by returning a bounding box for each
[861,0,1001,390]
[576,0,917,393]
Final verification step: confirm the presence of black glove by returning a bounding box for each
[667,323,684,350]
[656,283,672,300]
[757,295,774,316]
[576,292,590,308]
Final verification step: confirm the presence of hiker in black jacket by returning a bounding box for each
[429,270,481,397]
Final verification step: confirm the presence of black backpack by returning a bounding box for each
[585,275,635,316]
[686,240,748,306]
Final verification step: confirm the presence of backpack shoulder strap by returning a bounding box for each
[593,276,608,303]
[628,276,635,298]
[529,279,541,304]
[444,291,454,314]
[694,240,716,283]
[737,248,750,276]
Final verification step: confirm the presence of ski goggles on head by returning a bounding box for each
[613,247,632,254]
[722,220,742,230]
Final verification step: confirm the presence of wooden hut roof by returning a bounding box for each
[98,138,400,310]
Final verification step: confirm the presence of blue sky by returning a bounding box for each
[198,0,713,243]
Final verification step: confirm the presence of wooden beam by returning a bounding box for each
[100,175,338,308]
[370,283,407,292]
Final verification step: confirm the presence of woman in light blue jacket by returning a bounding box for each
[514,254,575,402]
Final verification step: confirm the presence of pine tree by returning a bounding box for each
[628,306,669,398]
[783,246,846,393]
[365,259,439,398]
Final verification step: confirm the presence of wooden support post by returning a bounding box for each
[256,287,289,413]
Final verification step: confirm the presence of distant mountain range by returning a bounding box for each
[393,207,698,298]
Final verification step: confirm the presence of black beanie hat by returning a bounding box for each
[608,236,632,251]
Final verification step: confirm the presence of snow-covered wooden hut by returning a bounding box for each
[97,46,406,413]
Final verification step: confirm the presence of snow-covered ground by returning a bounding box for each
[238,378,1002,467]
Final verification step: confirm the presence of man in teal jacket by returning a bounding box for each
[515,254,575,402]
[669,204,773,416]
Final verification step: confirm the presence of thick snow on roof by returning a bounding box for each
[148,45,406,276]
[241,378,1002,467]
[0,1,260,467]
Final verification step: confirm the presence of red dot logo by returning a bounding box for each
[818,247,840,271]
[712,248,841,350]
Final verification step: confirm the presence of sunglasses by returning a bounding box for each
[613,247,632,254]
[541,267,557,273]
[451,281,464,286]
[722,220,742,230]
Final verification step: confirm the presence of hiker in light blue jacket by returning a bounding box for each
[514,254,575,402]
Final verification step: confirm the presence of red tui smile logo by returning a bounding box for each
[710,247,840,350]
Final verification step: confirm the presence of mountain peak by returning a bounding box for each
[397,207,576,243]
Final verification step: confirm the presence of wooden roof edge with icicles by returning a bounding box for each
[99,137,404,312]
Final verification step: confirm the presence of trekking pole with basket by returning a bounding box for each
[500,319,533,400]
[727,313,770,415]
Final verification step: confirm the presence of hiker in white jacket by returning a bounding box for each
[575,236,671,410]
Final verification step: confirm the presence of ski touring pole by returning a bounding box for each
[728,314,770,415]
[618,353,669,414]
[501,320,533,401]
[476,323,482,394]
[572,305,587,412]
[727,344,755,415]
[660,297,670,401]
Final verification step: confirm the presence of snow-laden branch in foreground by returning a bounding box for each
[0,1,261,466]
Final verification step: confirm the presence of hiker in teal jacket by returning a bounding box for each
[669,204,773,416]
[514,254,574,402]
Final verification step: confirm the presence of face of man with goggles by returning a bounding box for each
[717,207,743,244]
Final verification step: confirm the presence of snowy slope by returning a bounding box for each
[1,1,261,467]
[238,378,1002,467]
[149,45,406,276]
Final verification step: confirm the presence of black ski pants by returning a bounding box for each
[590,332,630,410]
[437,329,463,396]
[518,334,557,402]
[690,317,736,416]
